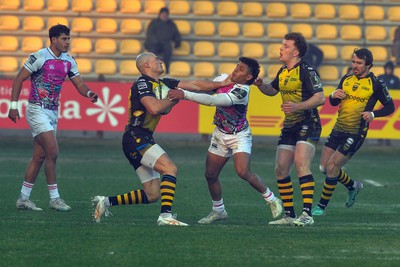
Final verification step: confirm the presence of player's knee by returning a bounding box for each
[294,160,310,174]
[205,171,218,182]
[161,163,178,177]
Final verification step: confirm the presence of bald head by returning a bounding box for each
[136,52,156,73]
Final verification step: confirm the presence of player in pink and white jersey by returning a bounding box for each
[168,57,283,224]
[8,24,98,212]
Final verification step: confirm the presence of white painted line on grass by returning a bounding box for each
[364,179,384,187]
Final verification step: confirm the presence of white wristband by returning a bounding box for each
[330,91,335,98]
[371,112,375,119]
[10,101,18,109]
[86,90,92,97]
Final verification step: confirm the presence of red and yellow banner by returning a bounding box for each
[0,80,399,139]
[199,86,400,139]
[0,80,198,133]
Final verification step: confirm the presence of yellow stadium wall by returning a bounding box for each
[199,87,400,139]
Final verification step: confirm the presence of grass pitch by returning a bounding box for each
[0,136,399,267]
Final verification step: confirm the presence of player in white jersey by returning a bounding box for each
[8,24,98,212]
[168,57,283,224]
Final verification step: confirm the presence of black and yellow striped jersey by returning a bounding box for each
[332,72,392,134]
[125,74,179,133]
[271,60,323,128]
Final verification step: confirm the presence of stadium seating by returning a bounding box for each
[23,0,44,11]
[267,23,289,39]
[120,60,140,76]
[172,41,191,56]
[120,39,142,55]
[364,6,385,21]
[339,5,360,20]
[47,17,69,29]
[194,21,215,36]
[314,4,336,19]
[318,45,338,61]
[121,19,142,34]
[72,18,93,33]
[96,0,117,13]
[193,1,214,16]
[21,37,43,53]
[0,16,20,31]
[291,24,313,39]
[169,61,191,77]
[217,2,238,17]
[242,43,264,59]
[96,18,118,34]
[72,0,93,13]
[194,41,215,57]
[120,0,141,14]
[95,39,117,54]
[0,0,20,10]
[368,46,388,62]
[266,3,287,18]
[341,46,358,61]
[267,43,282,60]
[22,16,44,32]
[217,63,235,75]
[175,20,191,36]
[173,41,191,56]
[291,3,312,19]
[388,7,400,22]
[218,42,240,58]
[218,22,240,37]
[0,57,18,72]
[95,59,117,75]
[341,25,362,41]
[47,0,69,12]
[144,0,165,15]
[242,2,263,17]
[242,22,264,38]
[71,38,92,54]
[170,1,190,15]
[365,26,387,41]
[0,36,18,52]
[194,62,215,78]
[316,25,337,40]
[319,66,339,81]
[75,58,92,74]
[267,64,282,79]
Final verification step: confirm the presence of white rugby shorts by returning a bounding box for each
[26,103,58,137]
[208,127,252,157]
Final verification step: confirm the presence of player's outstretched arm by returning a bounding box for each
[253,77,279,96]
[177,75,232,92]
[168,89,232,107]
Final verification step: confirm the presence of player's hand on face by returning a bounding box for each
[8,109,20,123]
[281,101,297,114]
[253,77,263,87]
[168,89,185,100]
[88,91,99,103]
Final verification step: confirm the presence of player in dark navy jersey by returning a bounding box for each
[92,52,231,226]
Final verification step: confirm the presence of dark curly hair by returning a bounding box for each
[238,57,260,85]
[284,32,308,58]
